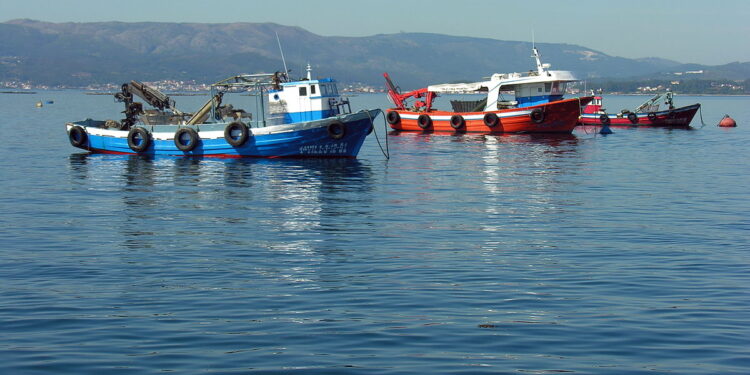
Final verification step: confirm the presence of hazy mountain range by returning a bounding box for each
[2,19,748,89]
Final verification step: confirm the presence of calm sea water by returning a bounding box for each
[1,91,749,374]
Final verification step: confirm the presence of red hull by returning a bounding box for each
[386,97,593,134]
[578,104,700,128]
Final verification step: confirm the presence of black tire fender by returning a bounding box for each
[450,114,465,130]
[174,127,200,152]
[531,108,545,124]
[647,112,657,121]
[599,114,611,125]
[386,111,400,125]
[483,113,499,128]
[127,127,151,153]
[417,114,432,129]
[627,113,639,124]
[327,121,346,140]
[68,125,88,148]
[224,122,249,147]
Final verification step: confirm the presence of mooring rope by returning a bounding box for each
[577,96,595,136]
[698,105,707,128]
[364,109,390,159]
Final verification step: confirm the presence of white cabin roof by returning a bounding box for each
[427,47,578,93]
[428,70,577,93]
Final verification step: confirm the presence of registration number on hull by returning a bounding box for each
[299,142,348,155]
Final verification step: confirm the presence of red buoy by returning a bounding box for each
[719,115,737,127]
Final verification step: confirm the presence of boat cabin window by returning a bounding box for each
[544,83,551,93]
[551,82,565,95]
[299,86,307,96]
[318,84,338,96]
[311,85,316,95]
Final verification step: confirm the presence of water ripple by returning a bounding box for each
[1,94,749,374]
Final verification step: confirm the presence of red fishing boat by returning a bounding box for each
[384,47,592,134]
[579,91,700,128]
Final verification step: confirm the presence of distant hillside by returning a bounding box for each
[1,19,749,89]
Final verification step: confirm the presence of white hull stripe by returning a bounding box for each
[399,110,532,121]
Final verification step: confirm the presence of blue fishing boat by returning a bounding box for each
[66,66,380,158]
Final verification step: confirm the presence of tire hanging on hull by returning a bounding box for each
[483,113,499,128]
[450,115,465,130]
[174,127,200,152]
[127,127,151,153]
[417,114,432,130]
[386,111,401,125]
[224,122,249,147]
[531,108,545,124]
[627,113,639,124]
[327,121,347,140]
[68,126,88,148]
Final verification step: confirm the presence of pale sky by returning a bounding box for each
[2,0,748,65]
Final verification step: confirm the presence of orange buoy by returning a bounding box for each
[718,115,737,127]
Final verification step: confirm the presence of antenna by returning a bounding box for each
[530,29,545,74]
[275,32,289,75]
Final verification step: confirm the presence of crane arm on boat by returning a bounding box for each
[187,92,224,125]
[383,72,437,111]
[115,81,179,113]
[113,81,185,128]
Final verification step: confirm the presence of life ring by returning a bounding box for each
[647,112,656,121]
[174,127,200,152]
[627,113,639,124]
[386,111,400,125]
[599,114,611,125]
[68,126,88,147]
[327,121,346,140]
[417,114,432,129]
[127,127,151,153]
[450,114,465,130]
[530,108,545,124]
[483,112,499,128]
[224,122,249,147]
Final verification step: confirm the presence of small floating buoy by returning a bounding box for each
[718,114,737,127]
[46,100,54,104]
[599,123,613,135]
[35,101,43,107]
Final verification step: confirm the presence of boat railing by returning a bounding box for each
[205,73,280,128]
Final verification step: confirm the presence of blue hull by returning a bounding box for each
[67,110,380,158]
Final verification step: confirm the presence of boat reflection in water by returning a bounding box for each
[477,132,584,241]
[387,130,580,153]
[67,153,376,255]
[381,130,587,259]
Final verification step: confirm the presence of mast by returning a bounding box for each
[533,47,545,75]
[275,32,289,76]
